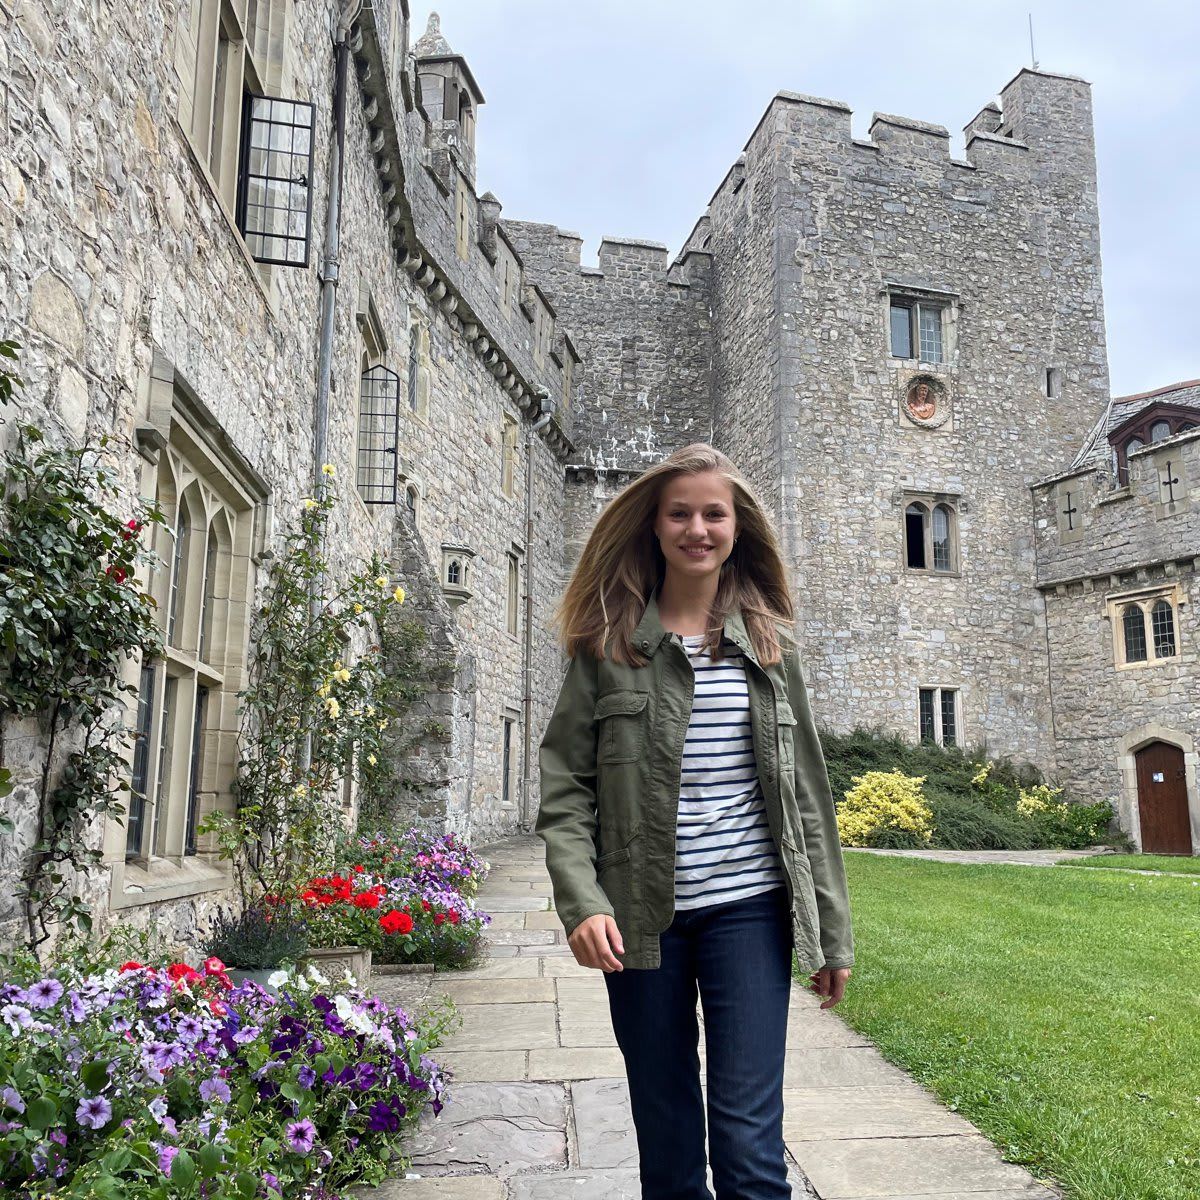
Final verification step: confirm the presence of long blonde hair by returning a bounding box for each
[553,443,795,666]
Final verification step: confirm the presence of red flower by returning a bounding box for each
[117,961,144,973]
[448,911,461,926]
[351,864,364,873]
[433,912,446,926]
[203,956,226,975]
[380,910,414,935]
[106,566,128,584]
[166,962,201,982]
[352,892,380,910]
[420,900,431,912]
[300,890,318,905]
[121,519,143,541]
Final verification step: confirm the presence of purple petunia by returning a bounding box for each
[156,1143,179,1174]
[2,1004,33,1032]
[199,1077,231,1104]
[76,1095,113,1130]
[297,1065,316,1089]
[285,1118,316,1154]
[1,1086,25,1114]
[25,978,64,1010]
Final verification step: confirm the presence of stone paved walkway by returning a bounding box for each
[361,836,1060,1200]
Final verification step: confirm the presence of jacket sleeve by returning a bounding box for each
[785,645,855,970]
[535,648,615,936]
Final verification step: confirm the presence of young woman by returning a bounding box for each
[536,443,854,1200]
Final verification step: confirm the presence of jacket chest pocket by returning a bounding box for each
[595,689,649,764]
[776,699,797,769]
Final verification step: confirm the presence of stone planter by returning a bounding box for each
[225,967,281,996]
[299,945,372,985]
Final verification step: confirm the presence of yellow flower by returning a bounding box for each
[321,463,336,477]
[324,697,341,720]
[292,784,307,798]
[302,498,318,511]
[366,754,377,767]
[374,576,389,589]
[365,705,376,717]
[392,585,406,604]
[378,719,389,731]
[333,660,343,672]
[316,683,331,699]
[335,669,351,684]
[353,603,364,615]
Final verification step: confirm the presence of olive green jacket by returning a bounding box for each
[535,591,854,973]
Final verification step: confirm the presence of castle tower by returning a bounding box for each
[414,12,485,185]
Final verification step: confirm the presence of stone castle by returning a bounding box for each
[0,0,1195,944]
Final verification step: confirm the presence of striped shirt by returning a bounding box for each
[673,632,785,910]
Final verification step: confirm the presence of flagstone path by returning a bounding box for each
[361,835,1061,1200]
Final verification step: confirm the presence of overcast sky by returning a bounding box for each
[415,1,1197,398]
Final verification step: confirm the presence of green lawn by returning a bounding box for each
[1059,853,1200,876]
[814,854,1200,1200]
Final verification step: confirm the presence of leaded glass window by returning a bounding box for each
[918,689,936,743]
[126,662,158,859]
[1151,600,1176,658]
[1149,420,1171,443]
[1122,606,1147,663]
[357,366,401,504]
[919,306,943,363]
[932,505,951,571]
[237,95,316,267]
[940,690,957,746]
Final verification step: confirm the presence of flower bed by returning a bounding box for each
[297,829,492,970]
[0,956,457,1197]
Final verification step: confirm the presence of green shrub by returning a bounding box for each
[821,725,1118,852]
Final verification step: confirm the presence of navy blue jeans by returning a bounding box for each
[603,886,793,1200]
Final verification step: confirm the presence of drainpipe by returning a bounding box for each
[520,390,554,831]
[302,0,363,780]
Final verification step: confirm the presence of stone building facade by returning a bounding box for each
[0,3,1193,947]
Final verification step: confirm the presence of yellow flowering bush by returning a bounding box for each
[836,769,935,848]
[970,760,994,788]
[1016,782,1068,818]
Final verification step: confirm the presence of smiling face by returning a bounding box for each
[653,470,738,581]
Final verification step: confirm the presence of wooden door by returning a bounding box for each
[1135,742,1192,854]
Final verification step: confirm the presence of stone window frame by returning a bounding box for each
[885,285,959,368]
[405,316,431,424]
[500,706,521,816]
[902,492,960,575]
[505,545,523,639]
[499,412,519,500]
[496,234,520,318]
[440,543,475,608]
[355,293,399,506]
[918,686,960,748]
[175,0,294,279]
[455,176,471,261]
[1107,583,1186,671]
[109,370,267,909]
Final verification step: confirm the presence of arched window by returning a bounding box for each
[905,499,957,573]
[932,504,952,571]
[1122,606,1147,663]
[1149,420,1171,443]
[905,503,928,569]
[448,558,461,585]
[1151,600,1177,658]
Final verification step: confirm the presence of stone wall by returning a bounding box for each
[0,0,574,951]
[736,71,1110,771]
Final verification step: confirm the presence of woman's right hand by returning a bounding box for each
[567,914,625,972]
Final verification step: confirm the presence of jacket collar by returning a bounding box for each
[631,589,761,668]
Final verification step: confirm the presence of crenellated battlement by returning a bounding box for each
[733,68,1094,182]
[597,237,670,275]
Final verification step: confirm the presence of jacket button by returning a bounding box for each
[641,639,650,650]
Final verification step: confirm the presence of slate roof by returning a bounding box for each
[1070,379,1200,471]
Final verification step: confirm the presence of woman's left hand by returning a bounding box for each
[808,966,851,1009]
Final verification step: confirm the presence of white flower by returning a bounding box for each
[304,964,329,986]
[267,970,290,988]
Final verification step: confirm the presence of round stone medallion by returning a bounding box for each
[902,374,950,428]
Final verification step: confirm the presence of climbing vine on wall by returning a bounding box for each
[0,365,164,952]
